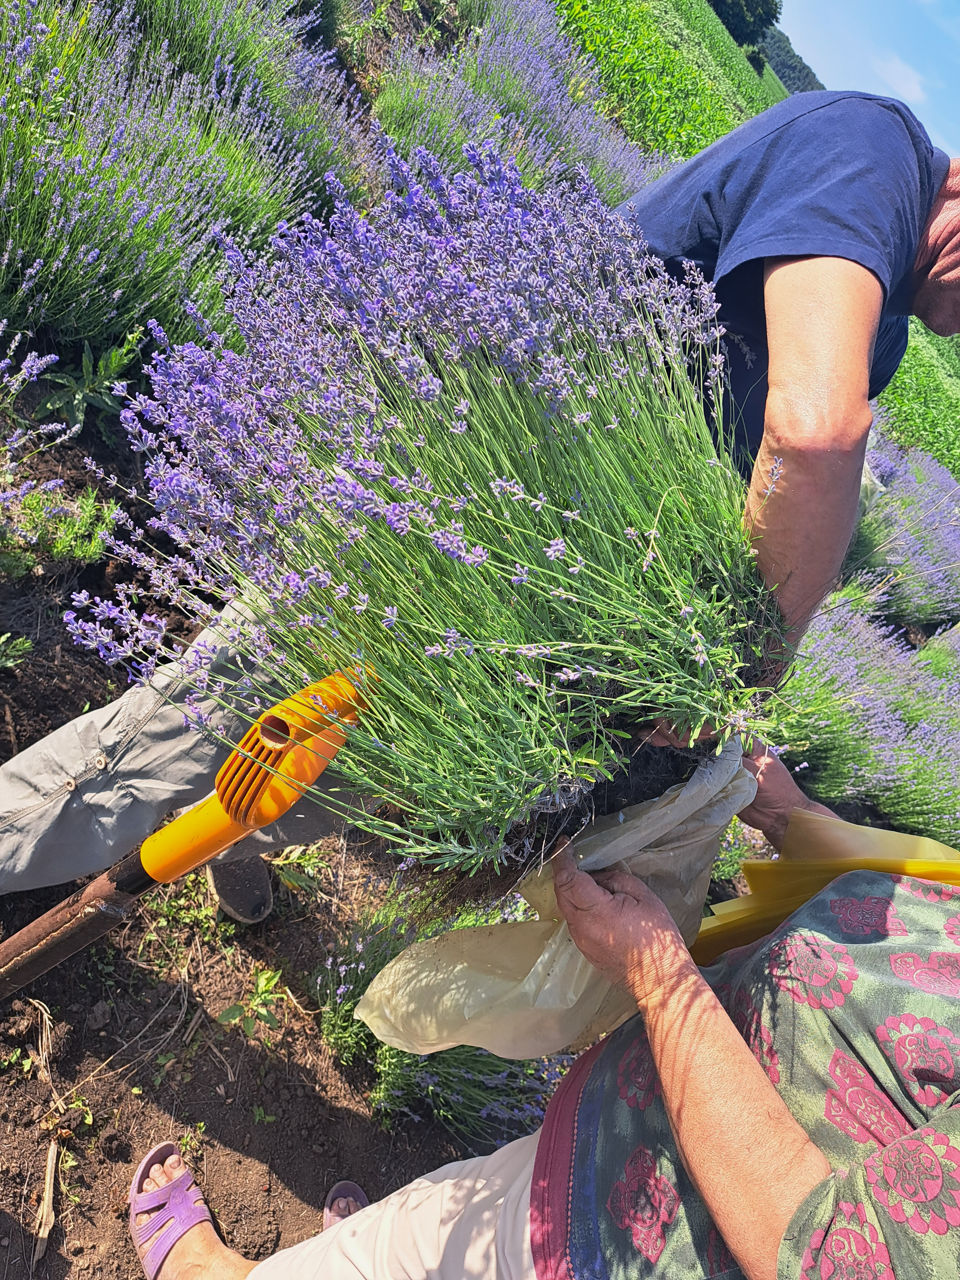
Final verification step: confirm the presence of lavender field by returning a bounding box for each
[2,0,960,1150]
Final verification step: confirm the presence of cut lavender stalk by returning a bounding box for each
[68,145,783,871]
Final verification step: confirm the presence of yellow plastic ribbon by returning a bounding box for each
[690,810,960,967]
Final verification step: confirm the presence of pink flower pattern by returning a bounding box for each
[865,1128,960,1235]
[606,1143,680,1263]
[944,914,960,949]
[824,1050,910,1148]
[800,1201,895,1280]
[894,876,960,904]
[616,1036,661,1111]
[876,1014,960,1106]
[770,933,858,1010]
[721,984,781,1084]
[829,896,908,939]
[889,951,960,998]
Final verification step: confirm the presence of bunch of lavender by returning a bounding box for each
[319,881,570,1149]
[848,432,960,628]
[0,0,321,346]
[374,0,659,202]
[69,146,781,870]
[777,591,960,844]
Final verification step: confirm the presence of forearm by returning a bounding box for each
[744,426,867,645]
[637,962,832,1280]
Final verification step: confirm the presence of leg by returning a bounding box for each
[249,1131,539,1280]
[131,1149,257,1280]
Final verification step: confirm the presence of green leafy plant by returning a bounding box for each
[37,328,144,438]
[0,633,32,671]
[0,1046,31,1075]
[218,968,286,1037]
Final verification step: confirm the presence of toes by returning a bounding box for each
[149,1162,166,1186]
[164,1153,183,1178]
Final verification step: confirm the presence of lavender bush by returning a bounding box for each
[319,880,570,1148]
[778,591,960,845]
[0,0,353,346]
[68,146,781,870]
[848,431,960,627]
[131,0,375,201]
[373,0,659,201]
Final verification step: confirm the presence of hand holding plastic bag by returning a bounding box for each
[355,739,756,1059]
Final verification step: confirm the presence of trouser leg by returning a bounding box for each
[248,1131,539,1280]
[0,606,356,892]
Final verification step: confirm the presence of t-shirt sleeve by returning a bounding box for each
[778,1106,960,1278]
[715,98,932,301]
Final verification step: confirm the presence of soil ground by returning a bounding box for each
[0,838,467,1280]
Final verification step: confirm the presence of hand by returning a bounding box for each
[642,719,717,749]
[551,844,697,1007]
[737,742,837,851]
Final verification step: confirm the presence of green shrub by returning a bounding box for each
[0,487,118,580]
[555,0,785,157]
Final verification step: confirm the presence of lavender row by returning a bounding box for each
[373,0,659,202]
[0,0,371,347]
[778,430,960,843]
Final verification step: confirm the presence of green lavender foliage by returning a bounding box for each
[0,487,119,580]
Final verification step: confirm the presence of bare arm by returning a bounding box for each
[553,850,833,1280]
[746,257,882,645]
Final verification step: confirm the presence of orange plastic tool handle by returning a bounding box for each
[140,672,365,883]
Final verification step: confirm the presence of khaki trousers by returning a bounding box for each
[249,1131,538,1280]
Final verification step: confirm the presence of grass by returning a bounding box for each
[879,322,960,478]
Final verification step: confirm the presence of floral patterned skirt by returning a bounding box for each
[531,869,960,1279]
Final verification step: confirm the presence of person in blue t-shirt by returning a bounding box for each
[617,90,959,649]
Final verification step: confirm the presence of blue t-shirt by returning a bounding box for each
[616,91,950,466]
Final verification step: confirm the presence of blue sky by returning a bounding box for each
[779,0,960,156]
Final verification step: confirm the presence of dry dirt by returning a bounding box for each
[0,839,466,1279]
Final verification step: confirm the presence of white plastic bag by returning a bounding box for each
[355,738,756,1059]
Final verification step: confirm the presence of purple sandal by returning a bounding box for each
[129,1141,213,1280]
[323,1179,369,1230]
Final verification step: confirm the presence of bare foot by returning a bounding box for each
[134,1151,256,1280]
[325,1194,364,1228]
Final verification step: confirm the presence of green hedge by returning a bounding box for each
[555,0,785,156]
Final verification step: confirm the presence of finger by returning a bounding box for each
[552,848,611,914]
[594,868,660,903]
